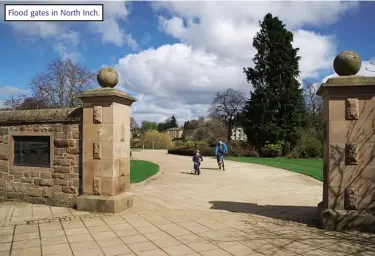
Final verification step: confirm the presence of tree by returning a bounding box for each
[141,121,158,131]
[208,88,246,142]
[4,94,49,110]
[130,117,139,130]
[365,59,375,72]
[303,79,323,133]
[170,115,178,128]
[30,59,96,108]
[157,115,178,132]
[157,118,170,132]
[242,13,306,149]
[191,118,228,145]
[182,119,201,140]
[130,117,141,138]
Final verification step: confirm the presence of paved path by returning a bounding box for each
[132,150,322,223]
[0,150,374,256]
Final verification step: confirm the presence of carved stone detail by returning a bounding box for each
[345,143,358,165]
[93,106,102,123]
[344,187,357,210]
[120,125,125,142]
[93,177,102,195]
[119,159,126,176]
[93,141,101,159]
[346,98,359,120]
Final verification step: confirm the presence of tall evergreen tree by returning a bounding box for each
[242,13,306,148]
[170,115,178,128]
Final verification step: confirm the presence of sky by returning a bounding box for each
[0,1,375,125]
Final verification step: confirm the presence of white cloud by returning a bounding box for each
[115,44,249,124]
[52,31,81,62]
[0,86,29,96]
[90,1,138,49]
[154,1,354,68]
[8,22,63,38]
[294,30,336,78]
[117,1,359,124]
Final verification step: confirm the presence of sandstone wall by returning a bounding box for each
[0,108,82,208]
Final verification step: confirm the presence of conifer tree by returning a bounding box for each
[242,13,306,148]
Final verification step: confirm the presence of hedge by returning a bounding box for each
[168,146,259,157]
[168,147,216,156]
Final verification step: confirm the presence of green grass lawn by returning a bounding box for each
[130,160,160,183]
[226,157,323,181]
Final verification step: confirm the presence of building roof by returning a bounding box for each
[166,127,181,131]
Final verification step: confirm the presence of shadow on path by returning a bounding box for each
[200,167,221,171]
[180,172,196,175]
[209,200,319,227]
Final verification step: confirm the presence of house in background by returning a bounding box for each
[165,127,183,140]
[231,127,247,141]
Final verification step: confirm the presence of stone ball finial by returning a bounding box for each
[333,51,361,76]
[97,67,119,88]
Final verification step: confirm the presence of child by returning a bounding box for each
[192,150,203,175]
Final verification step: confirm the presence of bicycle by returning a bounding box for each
[217,154,225,171]
[193,161,201,175]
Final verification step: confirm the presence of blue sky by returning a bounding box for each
[0,1,374,124]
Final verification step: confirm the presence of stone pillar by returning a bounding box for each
[317,51,375,231]
[76,68,136,213]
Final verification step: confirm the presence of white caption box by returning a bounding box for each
[5,4,104,21]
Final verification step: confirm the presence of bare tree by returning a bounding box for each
[131,117,139,130]
[303,79,323,132]
[30,59,96,108]
[208,88,246,142]
[365,59,375,72]
[4,94,48,110]
[192,118,228,145]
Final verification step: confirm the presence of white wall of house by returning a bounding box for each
[230,127,247,141]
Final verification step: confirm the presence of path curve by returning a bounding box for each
[132,150,322,222]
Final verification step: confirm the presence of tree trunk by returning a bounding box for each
[227,121,232,142]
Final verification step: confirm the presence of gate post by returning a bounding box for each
[317,51,375,231]
[76,67,136,213]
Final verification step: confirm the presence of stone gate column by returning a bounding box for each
[317,51,375,231]
[76,68,136,213]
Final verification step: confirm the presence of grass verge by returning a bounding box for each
[226,157,323,181]
[130,160,160,183]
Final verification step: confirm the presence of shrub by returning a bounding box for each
[292,127,323,158]
[223,141,259,157]
[300,138,322,158]
[282,141,291,156]
[227,142,245,157]
[260,143,282,157]
[194,140,209,148]
[168,147,215,156]
[141,131,174,149]
[184,140,195,148]
[174,140,183,147]
[130,139,141,148]
[200,147,216,156]
[244,150,259,157]
[286,152,299,158]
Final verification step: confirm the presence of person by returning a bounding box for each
[192,150,203,175]
[215,140,228,170]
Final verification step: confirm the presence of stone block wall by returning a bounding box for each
[0,108,82,208]
[319,78,375,212]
